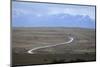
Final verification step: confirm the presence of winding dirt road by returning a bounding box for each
[27,37,74,54]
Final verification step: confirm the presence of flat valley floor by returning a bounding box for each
[12,27,96,66]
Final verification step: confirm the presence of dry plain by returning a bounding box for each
[12,27,96,66]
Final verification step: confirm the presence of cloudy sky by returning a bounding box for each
[12,1,96,28]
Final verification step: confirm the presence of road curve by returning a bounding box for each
[27,37,74,54]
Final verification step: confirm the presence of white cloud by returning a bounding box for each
[46,7,64,15]
[13,8,43,18]
[12,3,95,20]
[36,14,43,17]
[45,7,95,19]
[13,8,33,15]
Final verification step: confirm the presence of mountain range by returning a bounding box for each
[12,13,95,29]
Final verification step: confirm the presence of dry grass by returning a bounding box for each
[12,27,96,66]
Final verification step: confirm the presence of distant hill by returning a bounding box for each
[12,13,95,29]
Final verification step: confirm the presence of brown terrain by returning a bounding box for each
[12,27,96,66]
